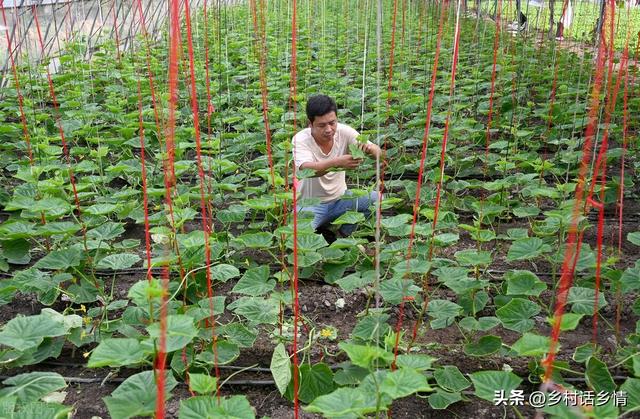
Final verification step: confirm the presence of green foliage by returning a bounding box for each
[0,0,638,416]
[103,371,177,419]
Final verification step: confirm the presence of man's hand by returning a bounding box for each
[358,142,382,159]
[299,154,361,177]
[335,154,362,169]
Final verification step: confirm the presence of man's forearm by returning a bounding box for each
[300,159,338,177]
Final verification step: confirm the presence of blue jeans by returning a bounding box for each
[298,191,378,235]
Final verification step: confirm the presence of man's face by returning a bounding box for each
[309,112,337,145]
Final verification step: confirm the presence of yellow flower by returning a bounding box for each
[320,328,333,338]
[79,304,86,313]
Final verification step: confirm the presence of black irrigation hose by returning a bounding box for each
[39,359,633,384]
[0,374,275,387]
[0,372,628,387]
[41,360,272,372]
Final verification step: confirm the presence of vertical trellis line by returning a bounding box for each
[541,0,613,383]
[183,0,221,398]
[615,32,635,338]
[484,0,502,172]
[359,0,371,131]
[156,0,182,416]
[290,1,300,416]
[1,0,34,166]
[135,77,152,283]
[112,0,121,62]
[249,0,276,190]
[136,0,164,145]
[395,0,447,359]
[376,0,398,261]
[31,5,81,213]
[585,0,625,345]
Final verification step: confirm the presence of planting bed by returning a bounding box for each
[0,0,640,418]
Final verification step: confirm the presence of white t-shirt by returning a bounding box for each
[293,123,360,203]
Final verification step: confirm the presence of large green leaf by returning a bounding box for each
[195,340,240,366]
[333,363,369,386]
[332,211,365,225]
[547,313,583,331]
[230,297,279,325]
[470,370,522,402]
[428,389,462,409]
[434,366,470,392]
[232,266,274,296]
[512,205,540,218]
[211,264,241,282]
[394,354,436,371]
[244,196,276,211]
[86,222,125,241]
[2,239,31,265]
[305,387,379,418]
[379,278,421,304]
[428,300,463,319]
[286,232,328,251]
[13,401,73,419]
[464,335,502,356]
[620,378,640,413]
[185,296,227,322]
[338,342,394,369]
[511,333,551,356]
[573,343,596,363]
[352,312,390,342]
[288,363,336,404]
[434,232,461,246]
[87,338,146,368]
[146,315,198,352]
[37,222,81,237]
[270,343,291,396]
[235,232,273,249]
[567,287,607,314]
[586,357,616,393]
[179,395,255,419]
[96,253,141,270]
[0,372,66,402]
[0,221,36,239]
[33,247,83,270]
[187,373,216,396]
[380,368,433,398]
[507,237,552,261]
[454,249,492,266]
[84,203,118,215]
[0,314,68,351]
[104,370,177,419]
[392,259,432,275]
[288,251,323,267]
[627,232,640,246]
[496,298,540,333]
[620,265,640,293]
[335,270,376,292]
[219,322,256,348]
[381,214,411,229]
[216,205,248,224]
[505,270,546,296]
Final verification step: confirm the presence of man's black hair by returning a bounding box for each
[306,95,337,123]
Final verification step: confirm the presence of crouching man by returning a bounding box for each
[293,94,381,239]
